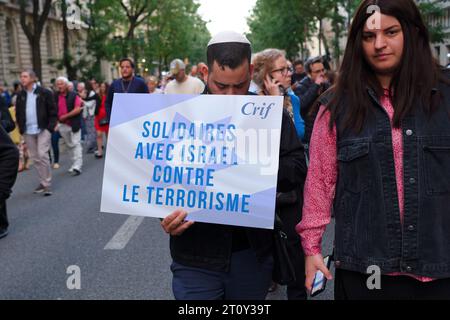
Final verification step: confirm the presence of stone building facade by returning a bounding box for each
[0,0,116,89]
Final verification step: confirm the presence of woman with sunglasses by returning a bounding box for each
[298,0,450,300]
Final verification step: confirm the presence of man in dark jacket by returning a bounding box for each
[0,123,19,238]
[291,59,307,87]
[294,57,330,119]
[15,70,57,195]
[160,31,307,300]
[105,58,148,121]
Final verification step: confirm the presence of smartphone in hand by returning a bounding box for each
[310,255,332,297]
[269,74,286,96]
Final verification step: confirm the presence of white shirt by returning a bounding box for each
[82,90,97,118]
[25,83,40,135]
[164,76,205,94]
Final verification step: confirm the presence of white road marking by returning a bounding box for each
[104,216,145,250]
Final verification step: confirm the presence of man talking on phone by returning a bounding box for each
[160,31,306,300]
[294,57,331,147]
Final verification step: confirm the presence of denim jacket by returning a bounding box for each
[332,81,450,278]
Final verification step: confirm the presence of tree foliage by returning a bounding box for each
[81,0,210,79]
[143,0,210,72]
[247,0,314,59]
[417,1,446,44]
[247,0,445,63]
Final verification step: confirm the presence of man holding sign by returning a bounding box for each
[160,32,306,300]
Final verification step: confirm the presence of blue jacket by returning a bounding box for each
[332,80,450,278]
[287,89,305,141]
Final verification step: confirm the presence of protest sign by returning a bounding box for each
[101,94,283,229]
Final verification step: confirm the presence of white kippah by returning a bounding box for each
[207,31,251,47]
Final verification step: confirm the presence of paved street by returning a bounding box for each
[0,149,334,300]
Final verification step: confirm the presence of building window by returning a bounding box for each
[5,19,19,66]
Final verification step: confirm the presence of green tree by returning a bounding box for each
[83,0,123,80]
[247,0,315,59]
[308,0,336,56]
[119,0,159,62]
[60,0,78,80]
[248,0,447,66]
[418,0,446,44]
[77,0,209,78]
[48,0,95,80]
[247,0,349,59]
[81,0,161,68]
[144,0,210,72]
[329,0,360,65]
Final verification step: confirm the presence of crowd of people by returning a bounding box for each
[0,0,449,301]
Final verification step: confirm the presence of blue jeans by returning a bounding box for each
[171,249,273,300]
[51,131,61,164]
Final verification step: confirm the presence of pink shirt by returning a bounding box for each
[58,94,82,124]
[297,90,434,282]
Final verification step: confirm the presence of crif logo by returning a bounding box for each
[241,102,274,120]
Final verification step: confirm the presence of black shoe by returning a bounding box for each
[33,184,45,194]
[44,187,53,196]
[71,169,82,176]
[0,228,9,239]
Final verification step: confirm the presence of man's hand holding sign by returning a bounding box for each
[161,209,194,236]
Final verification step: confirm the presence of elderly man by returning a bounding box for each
[146,76,163,94]
[15,69,57,195]
[54,77,83,176]
[164,59,205,94]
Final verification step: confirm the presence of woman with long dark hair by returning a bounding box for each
[297,0,450,300]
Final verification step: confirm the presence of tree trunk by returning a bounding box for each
[19,0,52,83]
[31,37,42,82]
[126,20,138,62]
[333,3,341,69]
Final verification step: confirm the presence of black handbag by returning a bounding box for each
[276,190,298,207]
[272,212,297,285]
[98,117,109,126]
